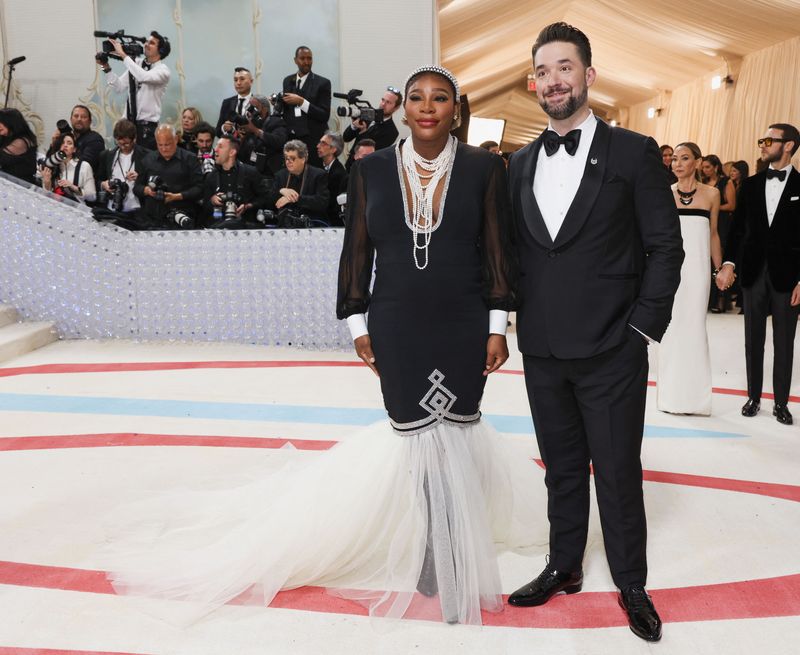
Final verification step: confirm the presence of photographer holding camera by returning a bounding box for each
[236,94,288,180]
[134,124,202,229]
[98,31,171,150]
[95,119,148,218]
[40,131,96,204]
[193,122,217,176]
[268,139,328,222]
[203,136,270,229]
[342,86,401,170]
[215,67,254,138]
[47,105,105,177]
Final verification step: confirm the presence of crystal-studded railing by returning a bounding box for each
[0,174,352,349]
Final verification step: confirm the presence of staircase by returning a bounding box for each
[0,304,58,364]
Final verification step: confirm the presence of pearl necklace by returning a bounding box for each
[396,136,457,270]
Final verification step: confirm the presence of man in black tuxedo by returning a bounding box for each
[281,46,331,169]
[715,123,800,425]
[507,23,683,643]
[216,67,254,138]
[316,131,347,226]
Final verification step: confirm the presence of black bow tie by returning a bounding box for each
[542,129,581,156]
[142,61,152,71]
[766,168,787,182]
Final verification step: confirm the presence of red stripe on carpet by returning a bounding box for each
[2,360,795,403]
[0,433,336,452]
[0,560,797,626]
[0,649,149,655]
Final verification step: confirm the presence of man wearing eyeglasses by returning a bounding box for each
[342,86,401,170]
[716,123,800,425]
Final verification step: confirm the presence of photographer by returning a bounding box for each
[342,86,401,170]
[215,67,253,138]
[134,124,202,229]
[95,119,148,218]
[268,139,328,220]
[236,94,288,179]
[47,105,105,177]
[193,122,217,176]
[0,108,37,184]
[203,136,270,228]
[316,131,347,226]
[98,31,171,150]
[41,132,96,203]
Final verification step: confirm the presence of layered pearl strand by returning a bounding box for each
[397,135,457,270]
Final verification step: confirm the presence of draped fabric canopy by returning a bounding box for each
[440,0,800,157]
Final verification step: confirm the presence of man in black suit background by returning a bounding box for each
[342,86,401,170]
[507,23,683,643]
[216,67,254,138]
[281,46,331,168]
[715,123,800,425]
[316,130,347,226]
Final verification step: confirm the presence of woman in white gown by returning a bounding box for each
[98,67,545,627]
[656,142,722,414]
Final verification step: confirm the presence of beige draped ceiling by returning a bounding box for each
[440,0,800,165]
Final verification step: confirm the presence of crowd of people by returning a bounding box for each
[0,40,406,231]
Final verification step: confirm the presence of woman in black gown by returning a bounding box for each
[0,108,37,184]
[101,67,542,628]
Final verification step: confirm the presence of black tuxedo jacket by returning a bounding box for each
[510,118,684,358]
[343,118,399,168]
[269,164,329,217]
[202,161,271,223]
[723,167,800,292]
[215,95,246,137]
[281,72,331,140]
[96,145,150,185]
[325,158,348,225]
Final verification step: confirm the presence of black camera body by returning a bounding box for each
[94,30,145,64]
[97,178,128,211]
[334,89,384,125]
[269,92,286,116]
[218,190,242,221]
[147,175,167,202]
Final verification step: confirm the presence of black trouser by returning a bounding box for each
[743,265,799,405]
[523,330,649,589]
[136,121,158,150]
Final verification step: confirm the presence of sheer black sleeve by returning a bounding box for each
[336,161,375,319]
[480,154,517,311]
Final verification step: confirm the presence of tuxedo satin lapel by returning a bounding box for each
[753,172,769,230]
[518,137,554,247]
[771,168,800,228]
[552,118,610,249]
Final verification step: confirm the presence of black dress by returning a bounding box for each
[337,141,515,433]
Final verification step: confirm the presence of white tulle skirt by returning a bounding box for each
[97,419,546,626]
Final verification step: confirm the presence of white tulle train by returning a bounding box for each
[97,419,546,626]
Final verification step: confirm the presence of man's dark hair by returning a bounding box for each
[479,140,499,150]
[234,67,251,75]
[194,121,215,139]
[295,45,311,58]
[220,135,241,151]
[71,104,92,124]
[354,138,376,155]
[532,22,592,68]
[113,119,137,140]
[150,31,171,59]
[769,123,800,155]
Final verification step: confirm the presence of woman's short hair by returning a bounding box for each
[284,139,308,159]
[181,106,203,126]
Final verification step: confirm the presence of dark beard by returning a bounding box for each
[539,85,588,121]
[761,149,783,164]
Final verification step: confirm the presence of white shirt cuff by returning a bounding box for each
[489,310,509,336]
[346,314,368,341]
[300,99,310,114]
[722,261,735,270]
[629,323,656,344]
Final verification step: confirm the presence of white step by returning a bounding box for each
[0,304,18,328]
[0,321,58,363]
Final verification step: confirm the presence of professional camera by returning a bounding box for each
[334,89,384,124]
[197,151,215,175]
[146,175,166,202]
[97,178,128,211]
[269,92,286,116]
[218,190,242,221]
[221,113,248,137]
[56,119,72,136]
[167,209,194,229]
[94,29,146,64]
[41,149,67,169]
[276,208,310,229]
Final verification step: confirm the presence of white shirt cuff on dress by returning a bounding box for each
[489,310,509,336]
[346,314,369,341]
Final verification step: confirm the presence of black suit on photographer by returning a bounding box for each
[342,87,401,170]
[268,139,329,222]
[316,131,348,226]
[234,95,289,180]
[47,106,105,178]
[99,31,171,150]
[204,137,271,228]
[134,125,202,229]
[95,119,150,220]
[215,67,253,138]
[281,47,331,169]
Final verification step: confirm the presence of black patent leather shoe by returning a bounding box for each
[774,403,793,425]
[618,585,662,642]
[741,398,760,417]
[508,565,583,607]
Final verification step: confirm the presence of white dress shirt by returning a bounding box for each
[109,150,141,213]
[56,158,96,204]
[106,57,170,123]
[533,110,597,241]
[294,73,311,116]
[235,94,252,116]
[766,163,793,226]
